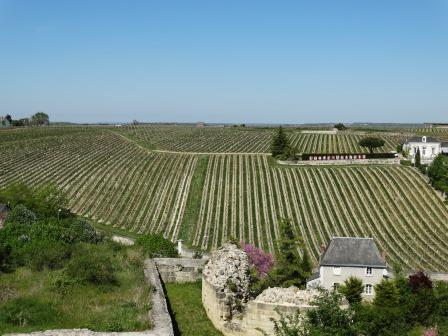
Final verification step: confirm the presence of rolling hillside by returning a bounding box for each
[1,125,447,272]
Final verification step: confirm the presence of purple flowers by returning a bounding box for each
[242,243,274,276]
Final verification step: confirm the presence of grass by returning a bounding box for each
[164,281,222,336]
[0,245,151,334]
[178,155,209,246]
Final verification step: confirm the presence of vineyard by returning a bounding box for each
[115,125,401,153]
[1,125,448,272]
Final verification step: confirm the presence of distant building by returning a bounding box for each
[424,123,448,129]
[196,122,205,128]
[307,237,389,299]
[0,204,9,228]
[0,116,11,128]
[403,136,442,164]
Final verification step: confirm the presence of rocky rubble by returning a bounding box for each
[203,242,251,319]
[254,287,318,306]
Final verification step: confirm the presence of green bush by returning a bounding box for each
[135,234,178,258]
[24,240,72,271]
[4,205,37,226]
[60,219,102,244]
[0,297,58,328]
[400,159,412,166]
[65,244,117,285]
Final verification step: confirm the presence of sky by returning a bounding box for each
[1,0,447,124]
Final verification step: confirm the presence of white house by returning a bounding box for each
[306,237,389,299]
[403,136,441,164]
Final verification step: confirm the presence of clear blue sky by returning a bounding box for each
[1,0,447,124]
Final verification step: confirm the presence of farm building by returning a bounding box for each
[403,136,442,164]
[442,142,448,155]
[0,204,9,228]
[307,237,389,298]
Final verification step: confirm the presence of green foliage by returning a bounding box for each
[339,276,364,306]
[428,154,448,197]
[334,123,347,131]
[4,205,36,226]
[400,159,412,166]
[306,289,356,336]
[415,148,421,167]
[373,279,399,308]
[271,126,290,158]
[31,111,49,125]
[0,298,58,329]
[260,309,305,336]
[0,182,68,219]
[359,137,386,153]
[266,219,311,289]
[65,244,118,285]
[135,234,178,258]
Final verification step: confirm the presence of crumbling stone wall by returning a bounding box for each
[153,257,206,283]
[202,242,318,336]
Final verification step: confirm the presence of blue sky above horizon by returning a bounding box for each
[1,0,447,124]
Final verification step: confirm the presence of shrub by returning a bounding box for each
[338,276,364,306]
[61,219,102,243]
[65,244,117,285]
[4,205,36,226]
[135,234,178,258]
[242,243,274,276]
[400,159,412,166]
[409,271,433,293]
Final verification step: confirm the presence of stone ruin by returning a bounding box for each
[202,242,319,336]
[203,242,251,320]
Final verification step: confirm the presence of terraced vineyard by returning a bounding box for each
[1,125,448,272]
[116,125,401,153]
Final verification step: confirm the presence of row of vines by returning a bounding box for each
[0,130,197,240]
[192,155,448,272]
[116,125,401,153]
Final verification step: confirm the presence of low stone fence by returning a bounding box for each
[278,158,400,166]
[153,258,206,283]
[202,276,313,336]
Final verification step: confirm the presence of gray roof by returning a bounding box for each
[406,136,440,144]
[320,237,386,268]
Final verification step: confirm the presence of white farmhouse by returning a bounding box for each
[307,237,389,299]
[403,136,441,164]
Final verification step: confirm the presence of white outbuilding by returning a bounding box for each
[403,136,442,164]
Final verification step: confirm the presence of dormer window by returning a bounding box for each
[422,136,427,143]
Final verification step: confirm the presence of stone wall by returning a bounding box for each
[202,276,314,336]
[153,258,205,283]
[278,158,400,166]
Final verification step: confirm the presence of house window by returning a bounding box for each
[414,147,417,154]
[365,284,373,295]
[422,146,426,156]
[366,267,372,276]
[333,267,341,275]
[333,283,340,290]
[432,147,436,155]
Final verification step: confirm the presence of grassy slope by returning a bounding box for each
[164,281,222,336]
[178,155,209,247]
[0,247,151,334]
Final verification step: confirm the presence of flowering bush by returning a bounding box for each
[423,328,438,336]
[242,243,274,276]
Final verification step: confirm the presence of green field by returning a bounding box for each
[1,125,448,272]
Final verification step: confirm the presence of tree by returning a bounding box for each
[306,289,356,336]
[268,218,311,288]
[373,279,399,307]
[334,123,347,131]
[31,112,49,126]
[415,148,421,167]
[339,276,364,306]
[358,137,385,154]
[428,154,448,197]
[271,126,289,158]
[408,271,432,293]
[5,114,12,124]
